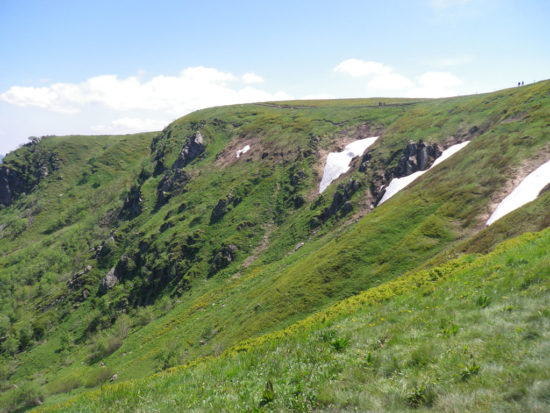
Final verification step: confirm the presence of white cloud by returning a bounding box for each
[406,71,462,97]
[92,117,169,134]
[242,72,264,84]
[335,58,463,98]
[334,59,391,77]
[0,67,289,116]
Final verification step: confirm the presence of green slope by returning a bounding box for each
[37,227,550,412]
[0,81,549,411]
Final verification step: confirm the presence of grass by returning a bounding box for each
[0,80,549,411]
[37,228,550,412]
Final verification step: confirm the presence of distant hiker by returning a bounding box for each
[378,101,382,106]
[521,81,524,86]
[518,82,520,87]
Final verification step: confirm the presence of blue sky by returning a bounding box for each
[1,0,549,154]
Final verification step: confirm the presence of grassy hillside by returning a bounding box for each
[39,227,550,412]
[0,80,549,411]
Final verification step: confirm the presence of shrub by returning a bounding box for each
[476,295,492,308]
[49,375,82,394]
[406,383,436,408]
[329,336,350,352]
[460,360,480,381]
[2,381,44,411]
[85,367,114,388]
[259,380,275,407]
[134,306,155,327]
[88,334,123,363]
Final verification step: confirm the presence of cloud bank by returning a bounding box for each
[0,67,289,116]
[334,58,462,98]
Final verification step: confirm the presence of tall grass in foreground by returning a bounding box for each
[39,228,550,412]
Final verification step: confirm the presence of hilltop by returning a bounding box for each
[0,81,549,412]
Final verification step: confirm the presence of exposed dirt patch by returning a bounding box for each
[214,134,298,168]
[242,223,273,268]
[215,135,263,168]
[501,111,527,124]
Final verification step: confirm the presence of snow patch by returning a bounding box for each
[486,159,550,226]
[236,145,251,158]
[379,141,470,205]
[319,137,378,193]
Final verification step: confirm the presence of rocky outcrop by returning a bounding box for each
[119,185,143,219]
[0,143,60,206]
[99,268,118,292]
[173,131,205,169]
[317,178,360,223]
[360,140,442,206]
[395,140,441,178]
[210,190,242,223]
[0,167,25,206]
[154,131,204,207]
[113,255,137,280]
[156,168,190,208]
[67,265,93,291]
[210,244,237,274]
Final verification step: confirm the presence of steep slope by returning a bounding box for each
[0,81,549,411]
[37,227,550,412]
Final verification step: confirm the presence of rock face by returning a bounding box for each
[173,131,205,169]
[67,265,93,291]
[0,167,24,206]
[0,144,60,206]
[318,178,361,223]
[113,255,137,280]
[100,268,118,292]
[211,244,237,274]
[395,140,441,178]
[155,131,203,207]
[156,168,190,207]
[210,190,242,223]
[120,185,143,219]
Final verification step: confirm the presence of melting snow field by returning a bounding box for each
[379,141,470,205]
[236,145,251,158]
[486,159,550,226]
[319,137,378,193]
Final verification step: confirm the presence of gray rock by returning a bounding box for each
[211,244,237,274]
[395,140,441,178]
[173,131,206,169]
[100,268,118,292]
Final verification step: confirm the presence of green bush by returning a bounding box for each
[134,306,155,327]
[88,334,123,363]
[84,367,114,388]
[2,381,44,411]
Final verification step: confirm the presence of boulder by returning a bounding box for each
[100,268,118,293]
[211,244,237,274]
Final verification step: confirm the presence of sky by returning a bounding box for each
[0,0,549,154]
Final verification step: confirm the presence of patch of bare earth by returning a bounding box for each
[242,223,274,269]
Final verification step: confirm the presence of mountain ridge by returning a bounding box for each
[0,80,549,412]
